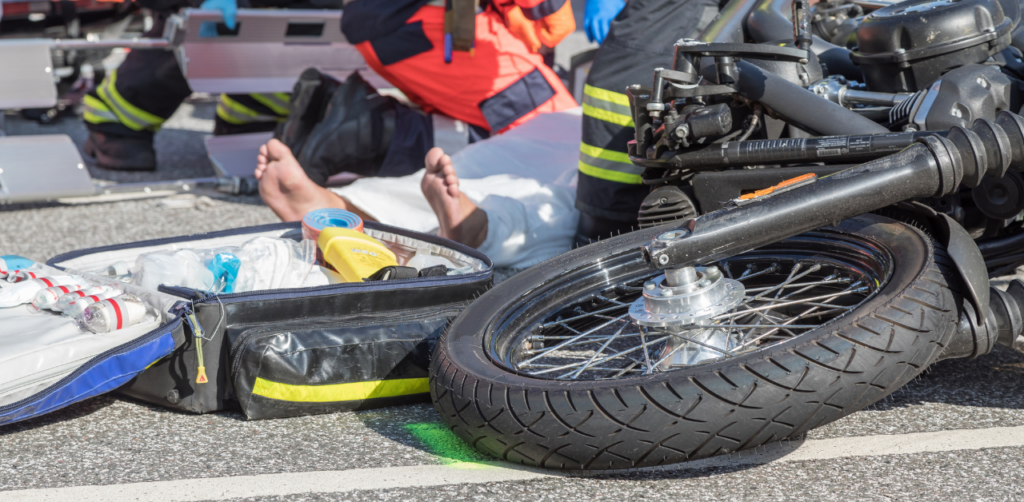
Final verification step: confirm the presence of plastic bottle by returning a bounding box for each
[63,289,122,317]
[0,276,81,308]
[31,284,87,310]
[55,286,113,312]
[77,294,151,333]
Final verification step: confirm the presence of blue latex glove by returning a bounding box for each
[200,0,237,32]
[584,0,626,44]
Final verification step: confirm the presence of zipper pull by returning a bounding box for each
[184,310,209,385]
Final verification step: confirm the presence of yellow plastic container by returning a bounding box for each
[318,228,398,282]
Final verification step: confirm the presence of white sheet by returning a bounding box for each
[333,108,583,269]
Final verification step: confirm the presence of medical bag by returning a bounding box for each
[0,221,491,425]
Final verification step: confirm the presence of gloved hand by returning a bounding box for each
[200,0,237,30]
[504,6,543,52]
[535,0,575,48]
[584,0,626,44]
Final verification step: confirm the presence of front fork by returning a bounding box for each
[640,111,1024,358]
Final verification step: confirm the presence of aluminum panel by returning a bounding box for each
[170,9,372,94]
[0,135,95,203]
[0,40,58,109]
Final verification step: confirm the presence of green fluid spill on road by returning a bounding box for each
[405,422,493,469]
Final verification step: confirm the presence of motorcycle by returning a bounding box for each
[430,0,1024,470]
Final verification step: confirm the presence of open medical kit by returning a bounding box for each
[0,213,492,424]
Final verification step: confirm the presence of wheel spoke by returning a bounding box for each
[513,251,878,380]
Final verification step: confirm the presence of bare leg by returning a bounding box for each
[420,147,488,248]
[255,139,372,222]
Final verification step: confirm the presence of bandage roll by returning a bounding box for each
[301,209,364,243]
[55,286,112,312]
[63,290,122,317]
[78,294,149,333]
[31,284,87,310]
[0,276,80,308]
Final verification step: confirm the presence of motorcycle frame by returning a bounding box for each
[637,0,1024,357]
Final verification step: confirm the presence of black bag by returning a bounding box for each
[39,221,491,420]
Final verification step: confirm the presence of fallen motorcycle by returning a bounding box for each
[431,0,1024,470]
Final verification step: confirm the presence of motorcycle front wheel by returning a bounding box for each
[430,214,961,470]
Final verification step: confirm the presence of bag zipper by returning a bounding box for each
[0,314,184,415]
[228,304,464,380]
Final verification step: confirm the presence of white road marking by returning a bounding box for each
[7,425,1024,501]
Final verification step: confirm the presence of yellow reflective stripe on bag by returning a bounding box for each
[578,142,645,184]
[251,377,430,403]
[97,70,166,131]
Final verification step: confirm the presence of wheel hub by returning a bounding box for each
[629,265,745,328]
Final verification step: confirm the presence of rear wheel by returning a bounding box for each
[430,215,961,470]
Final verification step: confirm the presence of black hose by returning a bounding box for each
[734,60,890,135]
[977,231,1024,256]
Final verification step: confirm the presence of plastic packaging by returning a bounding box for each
[233,237,317,291]
[55,286,114,312]
[129,238,315,293]
[0,276,81,308]
[0,255,34,280]
[132,249,215,292]
[319,228,398,282]
[77,294,153,333]
[31,284,87,310]
[302,208,364,243]
[63,289,122,317]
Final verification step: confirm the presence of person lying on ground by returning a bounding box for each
[256,109,582,269]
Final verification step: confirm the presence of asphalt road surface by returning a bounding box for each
[4,96,1024,501]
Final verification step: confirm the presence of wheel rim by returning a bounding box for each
[487,230,894,381]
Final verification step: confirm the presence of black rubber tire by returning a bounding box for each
[430,215,962,470]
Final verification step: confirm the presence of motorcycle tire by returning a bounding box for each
[430,214,961,470]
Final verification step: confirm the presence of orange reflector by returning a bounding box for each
[739,173,817,201]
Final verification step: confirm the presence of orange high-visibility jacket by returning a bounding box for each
[342,0,577,134]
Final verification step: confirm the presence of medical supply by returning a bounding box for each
[0,256,34,280]
[0,276,81,308]
[318,228,398,282]
[55,286,114,312]
[77,295,152,333]
[207,252,242,293]
[302,209,364,243]
[31,284,87,311]
[232,237,316,291]
[8,270,47,283]
[132,250,215,292]
[63,289,122,317]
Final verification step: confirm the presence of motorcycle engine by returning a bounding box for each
[851,0,1014,92]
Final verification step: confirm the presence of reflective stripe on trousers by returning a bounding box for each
[92,69,167,131]
[216,94,290,125]
[579,85,643,185]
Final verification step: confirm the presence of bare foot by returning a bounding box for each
[421,147,488,248]
[256,139,353,222]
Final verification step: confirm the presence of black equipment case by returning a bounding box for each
[9,221,492,423]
